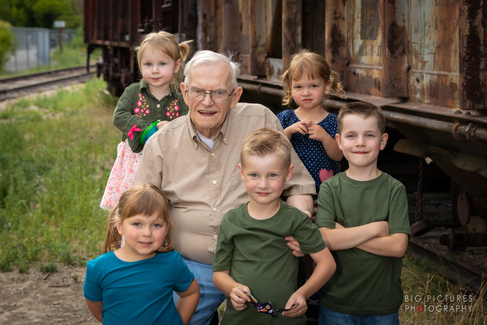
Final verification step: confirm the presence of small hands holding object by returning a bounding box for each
[243,290,299,318]
[230,285,251,311]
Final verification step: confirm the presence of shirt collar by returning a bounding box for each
[188,108,232,148]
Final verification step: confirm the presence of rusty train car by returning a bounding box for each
[84,0,487,250]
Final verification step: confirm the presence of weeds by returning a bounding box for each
[40,262,58,273]
[0,77,119,270]
[400,255,486,324]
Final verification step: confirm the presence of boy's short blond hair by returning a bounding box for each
[337,102,386,135]
[240,129,292,169]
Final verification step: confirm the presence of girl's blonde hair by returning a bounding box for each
[282,49,344,107]
[102,184,174,254]
[136,31,193,88]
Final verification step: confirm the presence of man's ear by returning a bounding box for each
[336,133,343,151]
[380,133,389,150]
[229,86,243,109]
[180,82,190,106]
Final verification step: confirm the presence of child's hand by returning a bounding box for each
[308,124,328,142]
[285,236,304,257]
[229,286,251,311]
[157,120,169,129]
[282,292,306,317]
[286,119,312,136]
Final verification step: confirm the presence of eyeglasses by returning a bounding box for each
[185,87,236,104]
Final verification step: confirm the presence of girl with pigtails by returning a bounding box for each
[100,31,192,210]
[278,49,345,197]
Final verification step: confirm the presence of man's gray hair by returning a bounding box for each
[184,50,240,88]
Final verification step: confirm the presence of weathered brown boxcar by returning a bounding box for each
[84,0,487,250]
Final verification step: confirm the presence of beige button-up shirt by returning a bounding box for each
[133,102,316,264]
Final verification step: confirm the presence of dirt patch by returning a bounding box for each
[0,264,98,325]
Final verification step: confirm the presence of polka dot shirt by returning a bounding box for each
[277,109,341,194]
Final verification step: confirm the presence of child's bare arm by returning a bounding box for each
[356,233,409,257]
[176,278,200,325]
[85,300,103,323]
[320,221,389,251]
[213,270,251,311]
[333,222,408,257]
[282,247,336,318]
[307,125,343,161]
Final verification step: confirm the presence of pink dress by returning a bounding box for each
[100,140,142,210]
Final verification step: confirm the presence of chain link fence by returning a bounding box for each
[3,27,76,72]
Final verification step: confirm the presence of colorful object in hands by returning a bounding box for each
[140,121,159,144]
[243,290,296,317]
[127,124,141,140]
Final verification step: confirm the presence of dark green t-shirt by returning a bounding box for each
[112,80,189,153]
[213,201,326,325]
[315,172,411,315]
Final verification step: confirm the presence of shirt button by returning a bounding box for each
[213,234,218,240]
[211,153,215,157]
[157,104,160,108]
[212,180,217,184]
[213,207,218,212]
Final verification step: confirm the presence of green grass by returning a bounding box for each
[399,255,486,324]
[0,76,119,272]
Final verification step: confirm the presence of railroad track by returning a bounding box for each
[407,233,486,292]
[0,65,96,101]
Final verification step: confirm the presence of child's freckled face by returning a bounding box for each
[337,114,388,170]
[239,154,292,206]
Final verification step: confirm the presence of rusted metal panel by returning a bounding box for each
[325,0,348,88]
[346,0,384,96]
[282,0,302,69]
[302,0,327,56]
[382,0,408,97]
[459,0,487,112]
[249,0,267,76]
[199,0,219,51]
[408,0,459,108]
[221,0,240,54]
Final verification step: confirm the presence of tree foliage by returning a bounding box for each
[0,0,81,29]
[0,20,15,72]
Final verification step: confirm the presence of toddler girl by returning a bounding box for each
[100,31,192,210]
[278,49,345,196]
[84,184,200,325]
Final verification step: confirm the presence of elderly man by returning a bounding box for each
[133,50,315,325]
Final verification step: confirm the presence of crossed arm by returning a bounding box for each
[326,222,408,257]
[287,221,408,258]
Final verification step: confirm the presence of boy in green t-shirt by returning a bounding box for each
[312,102,411,324]
[212,128,336,325]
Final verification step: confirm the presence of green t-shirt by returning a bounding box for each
[213,201,326,325]
[315,172,411,315]
[112,80,189,153]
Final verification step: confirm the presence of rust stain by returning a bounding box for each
[461,0,487,110]
[329,10,346,65]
